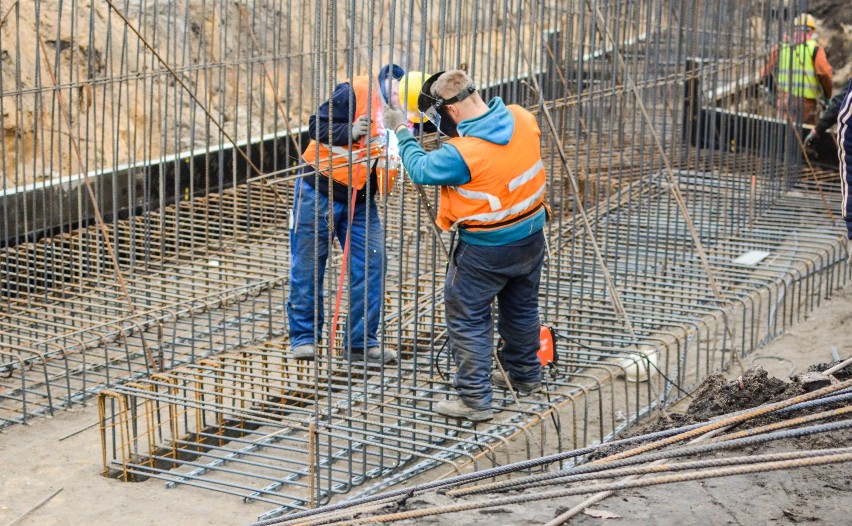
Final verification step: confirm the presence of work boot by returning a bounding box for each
[434,399,493,422]
[350,346,398,365]
[291,343,315,361]
[491,370,542,395]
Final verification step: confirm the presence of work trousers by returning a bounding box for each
[776,92,819,125]
[287,177,384,353]
[444,229,545,410]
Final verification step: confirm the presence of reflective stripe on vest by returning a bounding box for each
[777,40,820,99]
[437,105,546,231]
[454,187,502,211]
[329,145,350,157]
[508,159,545,191]
[301,77,384,190]
[454,159,546,210]
[454,179,546,225]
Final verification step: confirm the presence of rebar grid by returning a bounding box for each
[1,0,848,521]
[95,166,847,519]
[3,160,843,428]
[1,181,295,425]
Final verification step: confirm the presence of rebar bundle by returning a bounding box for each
[250,378,852,525]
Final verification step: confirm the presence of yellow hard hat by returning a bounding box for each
[398,71,430,123]
[794,13,816,30]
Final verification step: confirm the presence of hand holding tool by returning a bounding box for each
[383,107,408,134]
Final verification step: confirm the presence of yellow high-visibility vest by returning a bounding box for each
[777,39,821,99]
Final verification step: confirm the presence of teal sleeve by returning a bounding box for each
[396,129,471,186]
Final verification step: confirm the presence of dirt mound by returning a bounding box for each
[684,367,803,422]
[588,367,805,460]
[0,0,307,189]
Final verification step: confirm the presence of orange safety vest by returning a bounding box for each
[302,76,385,190]
[437,105,548,231]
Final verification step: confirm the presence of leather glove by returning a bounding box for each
[383,107,407,133]
[350,115,371,141]
[804,129,818,147]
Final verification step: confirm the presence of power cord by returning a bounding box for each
[434,337,451,382]
[552,330,694,399]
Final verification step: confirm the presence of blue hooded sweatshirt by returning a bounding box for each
[395,97,546,246]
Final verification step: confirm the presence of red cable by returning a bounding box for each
[328,189,359,359]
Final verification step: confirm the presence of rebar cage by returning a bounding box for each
[0,0,847,520]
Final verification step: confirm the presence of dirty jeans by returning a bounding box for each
[444,229,545,410]
[287,178,384,353]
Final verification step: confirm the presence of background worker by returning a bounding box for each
[838,78,852,244]
[383,70,549,422]
[287,65,403,364]
[805,77,851,147]
[763,13,833,125]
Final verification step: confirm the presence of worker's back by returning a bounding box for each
[777,38,821,99]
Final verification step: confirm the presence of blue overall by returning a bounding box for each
[287,177,384,353]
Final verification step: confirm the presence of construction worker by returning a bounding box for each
[838,79,852,244]
[763,13,833,125]
[383,70,549,422]
[287,65,403,364]
[805,78,851,147]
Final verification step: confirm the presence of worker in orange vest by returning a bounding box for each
[383,70,550,421]
[288,65,403,365]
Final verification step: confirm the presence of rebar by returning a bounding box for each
[0,0,848,522]
[284,450,852,524]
